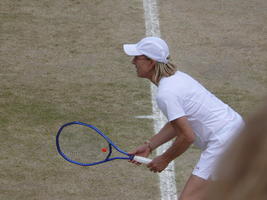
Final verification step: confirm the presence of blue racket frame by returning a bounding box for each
[56,121,134,166]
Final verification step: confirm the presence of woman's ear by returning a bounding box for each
[149,59,157,70]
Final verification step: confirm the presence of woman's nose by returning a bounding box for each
[131,57,135,64]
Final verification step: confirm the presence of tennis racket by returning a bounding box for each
[56,121,152,166]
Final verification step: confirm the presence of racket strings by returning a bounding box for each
[58,124,110,164]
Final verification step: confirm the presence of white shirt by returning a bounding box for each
[156,71,243,149]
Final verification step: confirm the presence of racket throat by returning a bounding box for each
[105,144,113,160]
[129,154,135,160]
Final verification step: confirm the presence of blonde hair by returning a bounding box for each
[153,58,177,84]
[205,101,267,200]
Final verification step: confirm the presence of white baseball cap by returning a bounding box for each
[123,37,169,64]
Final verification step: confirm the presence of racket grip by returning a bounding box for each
[133,156,152,165]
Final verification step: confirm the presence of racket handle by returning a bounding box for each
[133,156,152,165]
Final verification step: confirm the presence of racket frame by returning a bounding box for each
[56,121,135,166]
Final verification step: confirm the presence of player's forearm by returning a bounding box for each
[148,122,177,151]
[161,134,192,162]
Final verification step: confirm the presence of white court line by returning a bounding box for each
[142,0,178,200]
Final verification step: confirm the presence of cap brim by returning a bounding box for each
[123,44,142,56]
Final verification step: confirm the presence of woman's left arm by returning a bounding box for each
[147,116,195,172]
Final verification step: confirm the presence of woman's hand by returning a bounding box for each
[129,143,151,165]
[147,155,170,173]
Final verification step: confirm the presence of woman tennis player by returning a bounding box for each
[123,37,244,200]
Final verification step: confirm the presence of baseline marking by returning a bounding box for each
[142,0,178,200]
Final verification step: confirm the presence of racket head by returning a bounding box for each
[56,121,131,166]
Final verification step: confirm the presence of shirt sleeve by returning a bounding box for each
[156,91,186,121]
